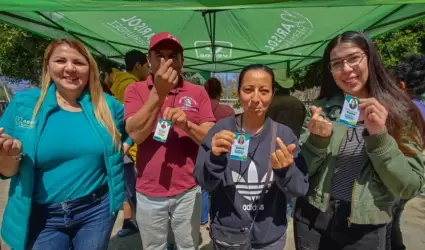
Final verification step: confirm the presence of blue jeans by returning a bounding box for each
[27,185,116,250]
[201,189,209,225]
[286,199,293,219]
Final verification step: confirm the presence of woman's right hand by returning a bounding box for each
[211,130,235,156]
[307,106,333,137]
[0,128,22,157]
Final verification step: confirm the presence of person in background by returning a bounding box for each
[200,77,235,228]
[124,32,215,250]
[267,85,307,220]
[104,50,150,103]
[267,86,306,138]
[204,77,235,121]
[194,64,308,249]
[389,54,425,250]
[295,31,425,250]
[0,38,131,250]
[104,51,150,238]
[393,54,425,118]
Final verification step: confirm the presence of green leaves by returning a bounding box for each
[0,23,50,84]
[375,21,425,67]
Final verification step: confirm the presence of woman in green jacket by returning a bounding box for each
[294,31,425,250]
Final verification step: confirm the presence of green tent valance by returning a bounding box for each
[1,1,425,72]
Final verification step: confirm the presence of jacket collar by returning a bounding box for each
[324,94,345,109]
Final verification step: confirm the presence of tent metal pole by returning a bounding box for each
[35,11,105,55]
[365,5,406,31]
[36,12,123,57]
[286,61,291,78]
[270,40,327,54]
[0,12,134,54]
[365,11,425,31]
[274,53,322,59]
[187,61,245,68]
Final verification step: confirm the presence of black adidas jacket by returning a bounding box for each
[194,116,309,246]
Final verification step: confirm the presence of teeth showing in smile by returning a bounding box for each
[344,78,356,84]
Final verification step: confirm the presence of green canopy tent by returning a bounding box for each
[1,0,425,73]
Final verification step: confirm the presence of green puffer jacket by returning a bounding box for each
[300,95,425,225]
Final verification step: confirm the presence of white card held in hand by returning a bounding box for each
[153,119,172,143]
[339,94,360,128]
[230,133,250,161]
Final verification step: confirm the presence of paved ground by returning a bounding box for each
[0,179,424,249]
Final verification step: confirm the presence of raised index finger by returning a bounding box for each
[276,137,287,151]
[156,58,174,75]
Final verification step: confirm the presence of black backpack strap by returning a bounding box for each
[249,121,277,230]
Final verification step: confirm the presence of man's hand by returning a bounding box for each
[164,107,188,130]
[154,58,179,98]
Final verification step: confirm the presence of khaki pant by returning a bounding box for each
[136,186,202,250]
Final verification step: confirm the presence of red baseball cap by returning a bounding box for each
[148,32,183,52]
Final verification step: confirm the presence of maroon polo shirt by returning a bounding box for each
[124,75,215,197]
[210,99,235,121]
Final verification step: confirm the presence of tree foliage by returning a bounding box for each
[0,23,50,84]
[374,21,425,68]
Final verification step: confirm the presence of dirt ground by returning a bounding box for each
[0,179,424,250]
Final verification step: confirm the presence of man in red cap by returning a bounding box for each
[124,32,215,249]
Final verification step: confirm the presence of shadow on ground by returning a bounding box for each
[108,234,141,250]
[107,231,211,250]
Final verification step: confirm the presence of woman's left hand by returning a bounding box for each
[359,98,388,135]
[270,137,296,170]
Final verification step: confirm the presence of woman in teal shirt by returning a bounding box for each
[0,38,132,250]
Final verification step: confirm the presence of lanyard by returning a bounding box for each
[234,114,266,182]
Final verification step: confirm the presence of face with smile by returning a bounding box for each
[48,44,90,94]
[238,69,274,117]
[329,42,369,98]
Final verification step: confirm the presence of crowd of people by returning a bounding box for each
[0,29,424,250]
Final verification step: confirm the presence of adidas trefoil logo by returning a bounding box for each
[232,161,273,210]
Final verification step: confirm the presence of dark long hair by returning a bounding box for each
[238,64,277,92]
[393,54,425,102]
[319,31,425,155]
[205,77,223,99]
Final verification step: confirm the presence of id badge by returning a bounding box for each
[153,119,171,143]
[230,133,251,161]
[339,94,360,128]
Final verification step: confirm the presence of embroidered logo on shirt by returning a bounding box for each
[15,116,35,129]
[232,161,273,211]
[178,96,198,111]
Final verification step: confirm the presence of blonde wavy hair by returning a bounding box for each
[32,38,121,148]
